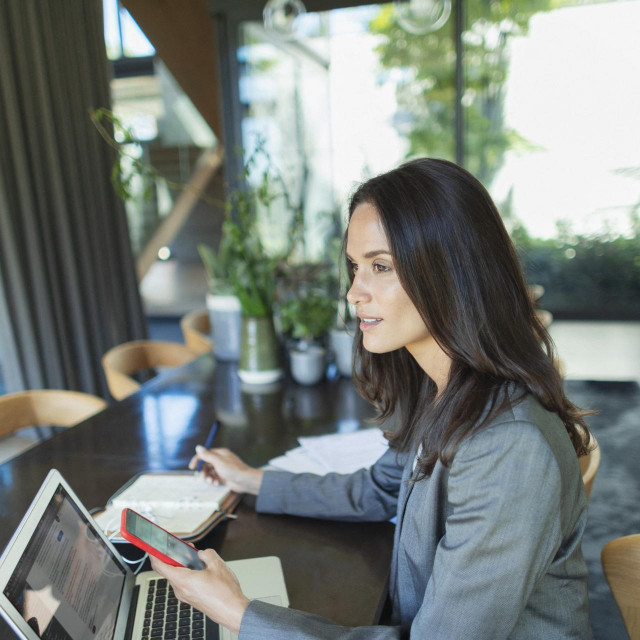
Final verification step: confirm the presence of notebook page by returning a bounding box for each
[110,474,228,510]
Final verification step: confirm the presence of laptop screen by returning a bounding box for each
[2,485,127,640]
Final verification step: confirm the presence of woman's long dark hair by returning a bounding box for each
[348,158,592,478]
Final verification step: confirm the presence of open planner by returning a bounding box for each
[92,472,239,541]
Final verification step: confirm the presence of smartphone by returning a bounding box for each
[120,508,205,570]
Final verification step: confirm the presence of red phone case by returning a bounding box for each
[120,508,194,568]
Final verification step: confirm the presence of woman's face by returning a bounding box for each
[346,203,431,355]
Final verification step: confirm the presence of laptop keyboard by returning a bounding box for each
[142,578,205,639]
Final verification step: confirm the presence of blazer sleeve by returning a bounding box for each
[239,601,407,640]
[255,446,407,521]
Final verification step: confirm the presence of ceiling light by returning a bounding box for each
[396,0,452,35]
[263,0,307,36]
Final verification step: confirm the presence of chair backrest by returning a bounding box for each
[578,433,601,499]
[602,534,640,639]
[180,309,212,355]
[102,340,198,400]
[527,284,545,302]
[535,309,553,327]
[0,390,107,438]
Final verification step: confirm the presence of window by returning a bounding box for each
[233,0,640,318]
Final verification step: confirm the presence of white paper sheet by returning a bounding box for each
[268,428,388,475]
[267,447,329,475]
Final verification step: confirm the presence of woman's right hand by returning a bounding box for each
[149,549,249,634]
[189,447,264,495]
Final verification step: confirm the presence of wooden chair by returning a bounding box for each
[180,309,212,355]
[535,309,553,328]
[527,284,545,302]
[0,390,107,438]
[601,534,640,639]
[528,284,553,328]
[102,340,198,400]
[578,433,601,499]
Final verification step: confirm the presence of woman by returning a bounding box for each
[151,158,593,638]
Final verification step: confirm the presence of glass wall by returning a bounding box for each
[238,5,422,262]
[472,1,640,318]
[237,0,640,318]
[239,19,335,260]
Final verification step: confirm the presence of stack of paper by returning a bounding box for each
[268,428,388,475]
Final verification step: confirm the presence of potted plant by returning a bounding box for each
[200,141,350,385]
[223,187,286,384]
[279,288,337,385]
[198,144,295,384]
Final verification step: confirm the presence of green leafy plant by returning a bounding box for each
[279,293,337,344]
[220,188,282,317]
[91,108,154,201]
[514,225,640,320]
[197,143,294,317]
[197,243,234,296]
[90,107,222,205]
[370,0,548,186]
[276,257,341,344]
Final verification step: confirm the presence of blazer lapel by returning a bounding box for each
[395,450,418,534]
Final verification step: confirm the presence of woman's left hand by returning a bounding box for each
[149,549,250,634]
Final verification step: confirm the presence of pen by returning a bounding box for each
[196,420,219,473]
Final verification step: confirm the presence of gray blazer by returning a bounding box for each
[239,392,592,639]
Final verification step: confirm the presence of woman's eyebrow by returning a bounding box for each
[346,249,392,261]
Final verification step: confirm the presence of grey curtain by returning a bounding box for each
[0,0,147,396]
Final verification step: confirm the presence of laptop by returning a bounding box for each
[0,470,288,640]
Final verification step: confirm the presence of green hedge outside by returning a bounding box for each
[515,232,640,320]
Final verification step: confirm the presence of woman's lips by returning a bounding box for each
[359,318,382,331]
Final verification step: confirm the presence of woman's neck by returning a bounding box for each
[406,336,452,395]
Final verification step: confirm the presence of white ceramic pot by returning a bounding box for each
[206,293,242,361]
[289,346,327,386]
[329,328,355,378]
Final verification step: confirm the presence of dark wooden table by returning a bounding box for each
[0,356,395,639]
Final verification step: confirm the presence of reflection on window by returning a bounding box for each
[142,395,199,465]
